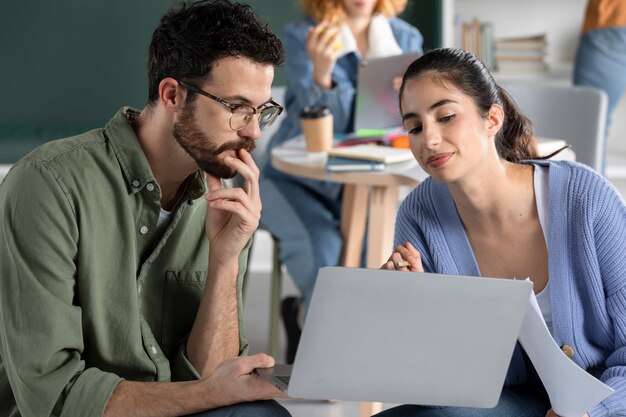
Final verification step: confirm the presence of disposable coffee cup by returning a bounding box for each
[300,105,333,152]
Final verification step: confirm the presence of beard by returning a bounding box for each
[172,102,256,179]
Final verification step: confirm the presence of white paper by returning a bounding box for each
[518,290,614,417]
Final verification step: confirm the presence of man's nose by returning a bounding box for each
[238,115,261,141]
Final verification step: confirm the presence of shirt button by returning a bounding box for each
[132,179,140,187]
[137,284,142,294]
[146,183,155,192]
[150,345,158,354]
[139,225,149,235]
[560,344,574,358]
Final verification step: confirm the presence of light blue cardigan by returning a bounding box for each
[395,160,626,417]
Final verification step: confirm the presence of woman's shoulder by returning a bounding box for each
[535,159,605,184]
[388,17,422,37]
[533,159,623,208]
[387,17,423,52]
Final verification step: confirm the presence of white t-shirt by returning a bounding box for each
[534,164,552,333]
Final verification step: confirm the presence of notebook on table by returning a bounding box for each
[325,156,385,172]
[327,144,414,164]
[256,267,532,407]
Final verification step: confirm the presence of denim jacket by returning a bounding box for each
[261,15,423,176]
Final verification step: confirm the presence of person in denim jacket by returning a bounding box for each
[259,0,423,362]
[574,0,626,173]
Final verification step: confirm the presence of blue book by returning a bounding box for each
[326,156,385,172]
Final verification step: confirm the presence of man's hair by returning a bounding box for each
[147,0,284,104]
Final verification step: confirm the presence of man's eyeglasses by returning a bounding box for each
[178,80,283,132]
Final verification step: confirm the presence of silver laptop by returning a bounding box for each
[353,52,421,132]
[257,266,532,408]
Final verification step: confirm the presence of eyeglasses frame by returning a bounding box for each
[177,80,283,131]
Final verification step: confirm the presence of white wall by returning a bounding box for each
[453,0,587,64]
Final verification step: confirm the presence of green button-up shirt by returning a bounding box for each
[0,108,250,417]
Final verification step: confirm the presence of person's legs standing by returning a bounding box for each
[260,174,343,312]
[259,173,343,361]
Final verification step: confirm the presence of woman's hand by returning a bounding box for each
[306,21,341,89]
[381,242,424,272]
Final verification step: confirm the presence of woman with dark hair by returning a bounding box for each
[376,48,626,417]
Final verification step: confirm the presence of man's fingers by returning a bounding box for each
[205,188,259,218]
[206,173,223,193]
[223,152,260,202]
[238,353,275,374]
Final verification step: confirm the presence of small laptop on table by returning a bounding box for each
[257,266,532,408]
[353,52,421,131]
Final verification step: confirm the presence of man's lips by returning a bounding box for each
[426,152,454,168]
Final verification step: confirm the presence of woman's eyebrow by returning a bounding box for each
[402,99,458,121]
[429,99,457,110]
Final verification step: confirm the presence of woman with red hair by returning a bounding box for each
[259,0,423,363]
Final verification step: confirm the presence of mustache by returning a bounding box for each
[217,138,256,154]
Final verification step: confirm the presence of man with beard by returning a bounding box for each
[0,1,291,417]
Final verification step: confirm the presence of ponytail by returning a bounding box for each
[495,86,538,162]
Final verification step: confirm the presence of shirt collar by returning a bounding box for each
[104,107,207,200]
[336,14,403,59]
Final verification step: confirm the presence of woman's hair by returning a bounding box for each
[399,48,546,162]
[300,0,407,23]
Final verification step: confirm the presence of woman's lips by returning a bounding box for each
[426,152,454,168]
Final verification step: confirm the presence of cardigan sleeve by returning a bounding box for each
[588,176,626,417]
[394,186,436,273]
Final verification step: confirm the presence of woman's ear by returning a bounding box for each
[486,103,505,137]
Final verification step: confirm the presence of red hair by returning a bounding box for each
[300,0,407,23]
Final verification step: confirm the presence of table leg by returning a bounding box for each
[359,185,398,416]
[366,185,399,268]
[340,184,369,267]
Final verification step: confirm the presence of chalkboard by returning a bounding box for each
[0,0,441,163]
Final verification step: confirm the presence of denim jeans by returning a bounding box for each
[259,167,344,313]
[186,399,291,417]
[372,385,550,417]
[574,26,626,171]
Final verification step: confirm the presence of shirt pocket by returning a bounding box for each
[161,270,207,357]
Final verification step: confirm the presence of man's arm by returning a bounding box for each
[104,149,282,417]
[104,354,282,417]
[187,149,262,376]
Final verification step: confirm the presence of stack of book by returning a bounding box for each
[494,33,549,74]
[325,144,414,172]
[455,17,495,70]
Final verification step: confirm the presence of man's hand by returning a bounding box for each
[381,242,424,272]
[203,353,287,407]
[103,354,285,417]
[204,149,261,264]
